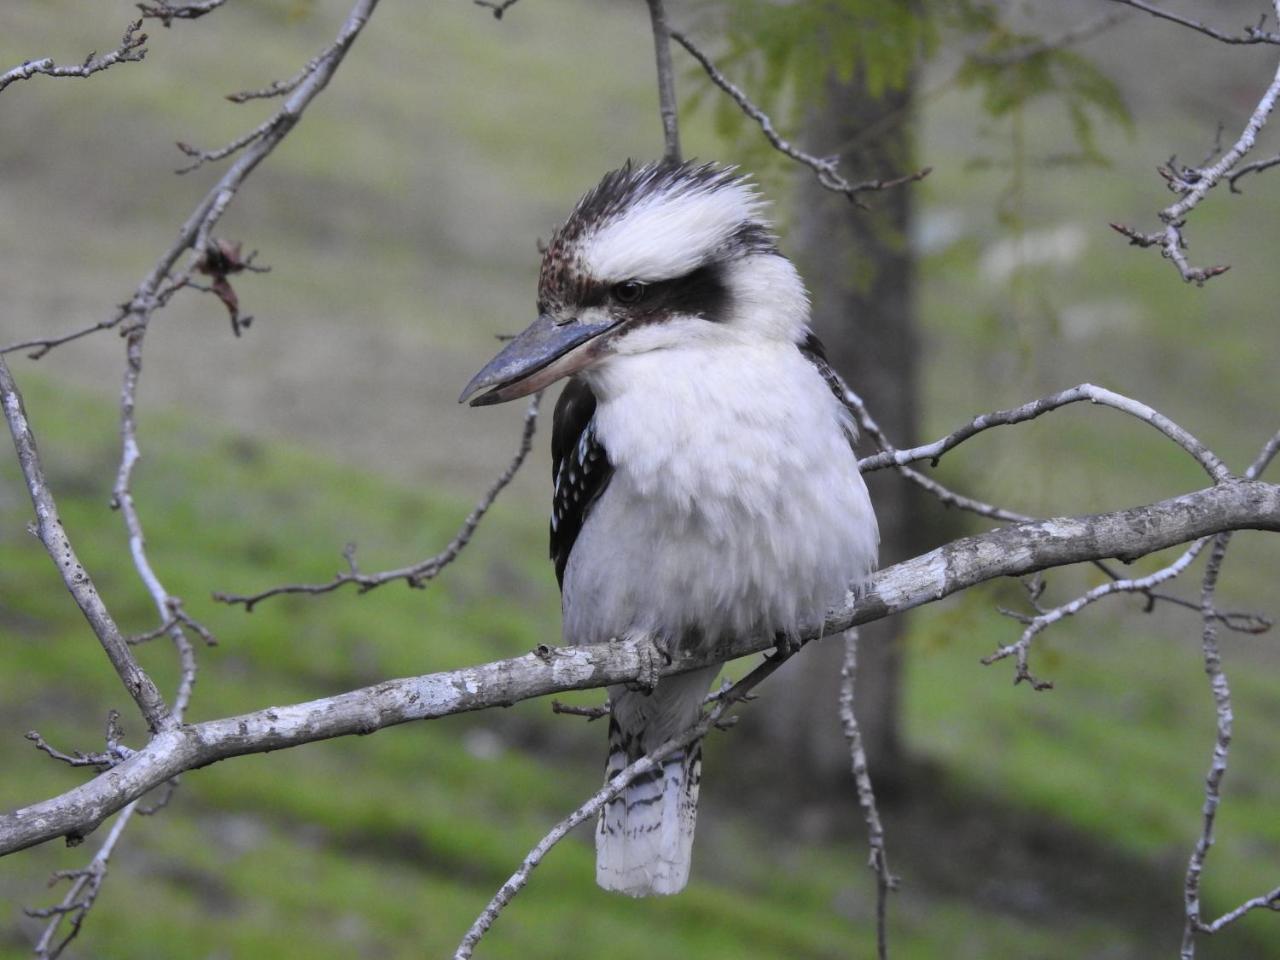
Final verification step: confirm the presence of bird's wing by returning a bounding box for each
[550,376,615,589]
[797,331,860,447]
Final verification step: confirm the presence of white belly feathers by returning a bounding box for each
[562,339,878,649]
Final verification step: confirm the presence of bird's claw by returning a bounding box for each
[770,633,802,661]
[624,634,668,693]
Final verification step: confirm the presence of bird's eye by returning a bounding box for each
[612,280,646,305]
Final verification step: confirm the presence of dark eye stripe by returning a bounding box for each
[632,263,729,323]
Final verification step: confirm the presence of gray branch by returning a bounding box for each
[2,0,382,360]
[839,630,896,960]
[0,20,147,93]
[670,29,930,206]
[0,358,170,732]
[1110,0,1280,282]
[1103,0,1280,45]
[1,477,1276,858]
[215,394,541,609]
[644,0,682,164]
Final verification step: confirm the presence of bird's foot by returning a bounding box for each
[623,633,669,694]
[770,632,803,662]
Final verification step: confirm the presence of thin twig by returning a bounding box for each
[1179,429,1280,954]
[858,383,1230,484]
[215,393,540,610]
[454,648,792,959]
[839,630,897,960]
[226,36,343,103]
[0,358,170,731]
[1180,533,1234,958]
[1102,0,1280,45]
[849,383,1260,639]
[472,0,521,19]
[136,0,229,26]
[1109,1,1280,282]
[1199,885,1280,934]
[549,701,609,720]
[1228,152,1280,190]
[645,0,682,164]
[2,0,383,360]
[984,538,1211,689]
[25,732,116,771]
[114,330,206,718]
[671,29,931,206]
[26,801,139,960]
[842,385,1035,524]
[0,20,148,93]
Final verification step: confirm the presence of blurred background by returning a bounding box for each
[1,0,1278,957]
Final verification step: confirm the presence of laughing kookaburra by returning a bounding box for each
[459,160,879,897]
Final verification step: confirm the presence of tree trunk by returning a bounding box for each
[748,67,925,800]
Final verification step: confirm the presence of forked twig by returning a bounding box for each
[839,630,897,960]
[215,393,541,610]
[0,20,148,93]
[454,648,794,959]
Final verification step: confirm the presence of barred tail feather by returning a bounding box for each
[596,717,702,897]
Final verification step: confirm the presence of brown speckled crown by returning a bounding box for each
[536,160,775,315]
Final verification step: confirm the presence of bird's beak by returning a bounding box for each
[459,312,622,406]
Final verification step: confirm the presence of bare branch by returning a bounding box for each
[0,358,170,731]
[1180,533,1234,958]
[1111,4,1280,282]
[1200,885,1280,935]
[3,0,383,360]
[215,393,541,609]
[2,475,1276,857]
[472,0,521,20]
[549,700,609,720]
[1228,152,1280,190]
[455,648,789,958]
[858,383,1230,484]
[26,801,139,960]
[985,537,1211,688]
[670,29,931,206]
[839,630,896,960]
[645,0,682,164]
[136,0,230,27]
[842,384,1035,524]
[0,20,147,93]
[1102,0,1280,45]
[226,35,346,103]
[25,732,116,771]
[1179,428,1280,955]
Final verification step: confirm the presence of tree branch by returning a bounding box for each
[0,20,148,93]
[858,382,1230,483]
[0,358,170,732]
[670,29,930,207]
[1109,1,1280,282]
[454,648,787,958]
[1102,0,1280,45]
[2,477,1277,857]
[1177,428,1280,956]
[645,0,682,164]
[136,0,230,27]
[839,630,896,960]
[2,0,383,360]
[215,393,541,609]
